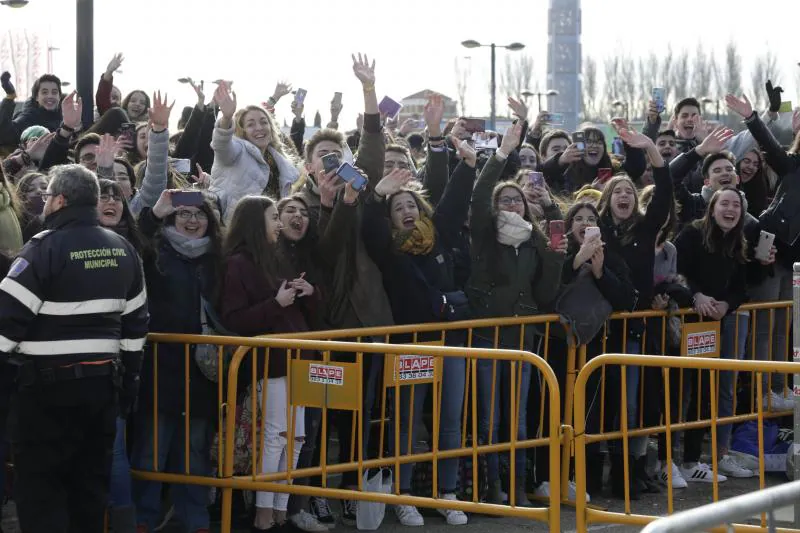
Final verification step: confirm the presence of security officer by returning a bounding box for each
[0,164,149,532]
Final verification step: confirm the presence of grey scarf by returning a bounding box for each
[163,225,211,259]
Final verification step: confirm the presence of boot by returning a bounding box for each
[610,455,640,501]
[109,505,138,533]
[634,455,661,494]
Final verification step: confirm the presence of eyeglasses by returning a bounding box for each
[176,209,208,221]
[573,216,598,224]
[99,194,122,203]
[498,196,525,206]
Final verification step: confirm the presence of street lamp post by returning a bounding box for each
[461,39,525,131]
[701,97,721,122]
[523,89,560,112]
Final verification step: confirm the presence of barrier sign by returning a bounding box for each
[291,359,360,410]
[681,321,721,358]
[384,341,443,386]
[309,364,344,386]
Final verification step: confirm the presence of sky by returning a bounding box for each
[1,0,799,130]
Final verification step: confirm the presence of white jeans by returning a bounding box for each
[255,377,305,510]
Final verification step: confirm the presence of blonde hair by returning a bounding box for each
[234,105,296,161]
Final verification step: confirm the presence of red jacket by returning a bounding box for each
[220,251,322,378]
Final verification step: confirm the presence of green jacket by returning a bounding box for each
[466,154,564,347]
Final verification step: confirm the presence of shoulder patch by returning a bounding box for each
[30,229,54,242]
[7,257,29,278]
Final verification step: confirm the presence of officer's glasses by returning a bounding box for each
[176,209,208,221]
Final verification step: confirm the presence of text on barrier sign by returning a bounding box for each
[681,321,721,358]
[309,363,344,386]
[396,355,435,381]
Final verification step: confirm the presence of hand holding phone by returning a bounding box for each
[171,190,204,207]
[529,171,544,188]
[321,153,341,174]
[652,87,666,113]
[572,131,586,151]
[336,162,367,191]
[597,168,613,184]
[549,220,565,251]
[755,230,776,262]
[584,226,601,241]
[294,88,307,105]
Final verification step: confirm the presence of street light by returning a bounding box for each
[612,100,629,122]
[523,89,560,112]
[0,0,29,7]
[701,96,721,122]
[460,39,526,130]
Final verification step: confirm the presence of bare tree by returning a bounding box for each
[582,55,599,120]
[619,54,638,119]
[603,55,622,118]
[750,49,781,110]
[659,45,674,103]
[500,54,534,103]
[670,48,691,101]
[454,58,470,116]
[637,53,659,119]
[692,42,715,101]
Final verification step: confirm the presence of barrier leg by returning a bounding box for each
[561,340,578,501]
[793,262,800,527]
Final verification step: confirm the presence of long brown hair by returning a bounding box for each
[598,175,641,245]
[223,195,282,285]
[691,187,747,263]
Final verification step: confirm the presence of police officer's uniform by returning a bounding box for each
[0,204,148,532]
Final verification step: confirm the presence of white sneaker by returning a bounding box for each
[436,493,468,525]
[680,462,727,483]
[718,454,754,478]
[533,480,590,502]
[660,461,688,489]
[764,391,794,411]
[290,510,329,532]
[395,504,424,527]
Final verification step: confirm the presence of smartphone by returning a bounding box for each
[755,230,776,262]
[529,171,544,188]
[652,87,666,113]
[549,220,565,250]
[336,162,367,191]
[170,158,191,175]
[378,96,402,118]
[171,190,204,207]
[611,137,625,156]
[118,122,136,146]
[321,153,340,174]
[572,131,586,151]
[332,91,343,106]
[294,88,307,105]
[463,118,486,133]
[543,112,564,126]
[584,226,601,241]
[597,168,613,184]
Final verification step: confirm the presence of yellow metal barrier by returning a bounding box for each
[136,334,563,533]
[573,353,800,533]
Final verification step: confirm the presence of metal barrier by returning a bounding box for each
[135,334,563,533]
[641,479,800,533]
[573,353,800,533]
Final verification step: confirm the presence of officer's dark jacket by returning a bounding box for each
[0,205,149,372]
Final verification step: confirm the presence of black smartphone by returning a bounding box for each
[336,162,367,191]
[171,191,204,207]
[119,122,136,146]
[572,131,586,151]
[321,153,341,174]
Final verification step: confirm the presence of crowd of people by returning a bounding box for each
[0,50,799,533]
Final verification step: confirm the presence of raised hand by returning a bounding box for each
[291,100,304,120]
[696,125,734,156]
[192,163,211,188]
[0,71,15,96]
[318,169,344,208]
[330,95,343,121]
[610,117,629,134]
[499,122,523,154]
[189,79,205,108]
[152,189,178,219]
[646,99,660,124]
[507,96,529,121]
[424,93,445,136]
[766,80,784,113]
[352,53,376,86]
[618,128,655,149]
[375,168,413,198]
[398,118,416,136]
[531,110,548,133]
[104,53,124,80]
[96,133,119,169]
[448,135,477,168]
[25,131,55,161]
[725,94,753,119]
[61,91,83,131]
[213,82,237,120]
[271,81,292,102]
[148,91,175,131]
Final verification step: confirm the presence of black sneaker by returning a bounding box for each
[310,497,336,529]
[341,499,357,527]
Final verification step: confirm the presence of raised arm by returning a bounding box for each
[210,82,243,167]
[433,142,476,249]
[173,80,207,159]
[129,91,173,216]
[39,92,83,171]
[351,53,384,189]
[420,93,448,205]
[619,128,672,233]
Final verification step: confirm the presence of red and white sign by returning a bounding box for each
[309,364,344,386]
[396,355,435,381]
[686,330,717,356]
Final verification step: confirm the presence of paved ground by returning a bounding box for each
[2,466,795,533]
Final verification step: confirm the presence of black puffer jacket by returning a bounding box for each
[0,97,62,146]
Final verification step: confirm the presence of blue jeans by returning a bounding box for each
[131,412,212,531]
[392,356,466,493]
[718,313,750,453]
[610,340,647,457]
[110,416,133,507]
[749,263,793,392]
[474,337,532,484]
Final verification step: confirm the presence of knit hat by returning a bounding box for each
[20,125,49,143]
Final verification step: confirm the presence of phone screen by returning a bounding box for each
[463,118,486,133]
[337,163,367,191]
[294,88,307,105]
[321,153,340,173]
[529,171,544,188]
[171,191,204,207]
[573,132,586,151]
[652,87,666,113]
[549,220,565,249]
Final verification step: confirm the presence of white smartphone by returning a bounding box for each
[755,230,776,262]
[584,226,601,240]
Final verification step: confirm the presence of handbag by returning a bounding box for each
[195,297,237,383]
[555,265,613,345]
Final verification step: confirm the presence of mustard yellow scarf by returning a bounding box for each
[392,215,435,255]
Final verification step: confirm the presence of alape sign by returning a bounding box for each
[681,321,721,358]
